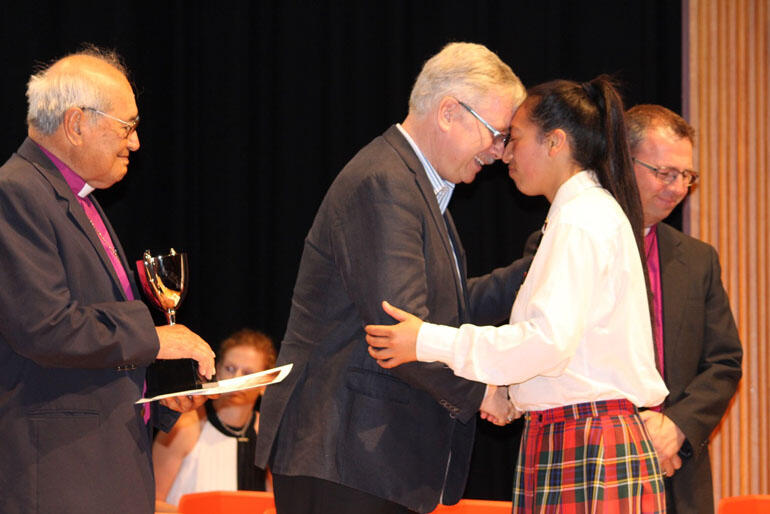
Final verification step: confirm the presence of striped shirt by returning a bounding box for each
[395,123,454,213]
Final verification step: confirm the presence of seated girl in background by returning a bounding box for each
[153,328,276,512]
[366,76,669,513]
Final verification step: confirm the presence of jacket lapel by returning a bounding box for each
[17,138,129,301]
[657,222,688,377]
[91,197,138,299]
[442,211,470,314]
[382,126,468,319]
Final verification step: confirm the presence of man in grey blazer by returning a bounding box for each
[256,43,528,513]
[627,104,743,514]
[0,47,215,513]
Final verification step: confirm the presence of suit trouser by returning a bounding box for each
[273,474,419,514]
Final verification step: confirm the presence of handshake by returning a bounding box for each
[480,384,523,426]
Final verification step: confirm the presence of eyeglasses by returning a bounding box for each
[81,106,140,138]
[455,99,510,147]
[633,157,699,187]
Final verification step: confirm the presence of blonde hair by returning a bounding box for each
[408,42,525,115]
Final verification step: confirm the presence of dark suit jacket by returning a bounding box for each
[0,139,171,514]
[255,126,529,513]
[657,222,742,514]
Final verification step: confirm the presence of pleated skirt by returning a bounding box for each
[512,399,666,514]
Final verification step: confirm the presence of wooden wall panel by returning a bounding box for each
[683,0,770,507]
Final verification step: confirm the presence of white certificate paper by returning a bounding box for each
[136,363,293,404]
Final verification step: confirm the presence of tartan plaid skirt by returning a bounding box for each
[512,399,666,514]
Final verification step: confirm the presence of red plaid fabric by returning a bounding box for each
[512,399,666,513]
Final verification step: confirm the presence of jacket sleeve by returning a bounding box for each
[466,256,531,327]
[331,169,486,422]
[664,244,743,459]
[0,171,159,369]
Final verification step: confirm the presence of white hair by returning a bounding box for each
[409,42,525,116]
[26,45,128,134]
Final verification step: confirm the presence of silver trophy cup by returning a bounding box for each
[139,249,188,325]
[136,249,202,397]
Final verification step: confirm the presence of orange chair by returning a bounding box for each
[719,495,770,514]
[431,498,513,513]
[177,490,275,514]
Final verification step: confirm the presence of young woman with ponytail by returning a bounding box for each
[365,76,668,513]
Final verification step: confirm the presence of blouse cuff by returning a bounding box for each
[416,321,459,366]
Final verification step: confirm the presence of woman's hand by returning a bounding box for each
[365,301,423,368]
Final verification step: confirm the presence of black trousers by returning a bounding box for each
[273,474,420,514]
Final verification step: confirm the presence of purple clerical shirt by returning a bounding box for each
[644,225,666,410]
[37,143,135,301]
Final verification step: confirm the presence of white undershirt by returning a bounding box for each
[166,419,238,506]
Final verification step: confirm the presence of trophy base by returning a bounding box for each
[145,358,204,398]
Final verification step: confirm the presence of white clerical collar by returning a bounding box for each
[78,183,95,198]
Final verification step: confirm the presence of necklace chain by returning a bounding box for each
[214,409,252,442]
[220,421,250,439]
[88,219,119,258]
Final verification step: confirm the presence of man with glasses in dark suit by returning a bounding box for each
[627,104,743,514]
[256,42,529,514]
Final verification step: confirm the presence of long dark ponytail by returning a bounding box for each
[526,75,645,261]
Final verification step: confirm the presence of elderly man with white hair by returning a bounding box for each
[0,45,215,514]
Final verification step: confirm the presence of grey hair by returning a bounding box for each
[409,42,525,116]
[26,44,129,134]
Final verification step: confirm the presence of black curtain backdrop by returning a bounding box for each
[0,0,681,501]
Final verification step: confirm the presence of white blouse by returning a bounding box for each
[417,171,668,412]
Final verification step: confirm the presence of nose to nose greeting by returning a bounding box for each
[502,142,513,163]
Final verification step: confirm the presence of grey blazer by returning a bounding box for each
[657,222,742,514]
[0,138,169,514]
[256,126,529,512]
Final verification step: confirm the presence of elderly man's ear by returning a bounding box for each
[62,107,85,145]
[437,96,458,132]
